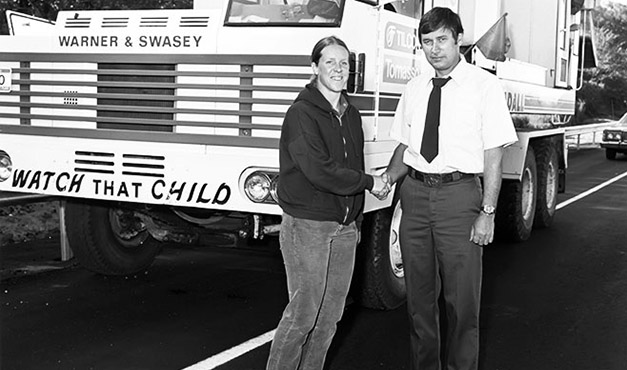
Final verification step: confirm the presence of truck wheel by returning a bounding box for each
[353,198,406,310]
[533,142,559,228]
[496,146,537,242]
[606,148,617,160]
[65,201,162,275]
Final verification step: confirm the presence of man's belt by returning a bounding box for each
[408,168,475,187]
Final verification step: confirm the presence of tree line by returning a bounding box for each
[0,0,192,34]
[578,1,627,121]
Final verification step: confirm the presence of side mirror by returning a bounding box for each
[347,52,365,93]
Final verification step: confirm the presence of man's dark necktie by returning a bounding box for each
[421,77,451,163]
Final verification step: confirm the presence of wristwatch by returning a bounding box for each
[480,205,496,216]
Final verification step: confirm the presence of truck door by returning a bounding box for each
[555,0,571,87]
[375,0,425,142]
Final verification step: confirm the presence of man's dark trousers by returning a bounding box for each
[399,175,483,370]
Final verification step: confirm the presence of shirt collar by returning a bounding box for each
[335,94,349,116]
[424,56,468,87]
[448,56,469,84]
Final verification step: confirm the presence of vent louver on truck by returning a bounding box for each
[64,15,91,28]
[140,17,168,27]
[180,17,210,27]
[121,154,165,178]
[74,151,114,174]
[102,17,129,28]
[64,15,209,29]
[73,151,165,178]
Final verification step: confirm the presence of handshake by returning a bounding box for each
[370,172,393,200]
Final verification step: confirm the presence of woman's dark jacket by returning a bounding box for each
[278,83,374,225]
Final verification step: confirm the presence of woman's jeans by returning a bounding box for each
[266,213,358,370]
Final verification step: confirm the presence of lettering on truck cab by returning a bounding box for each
[58,35,203,48]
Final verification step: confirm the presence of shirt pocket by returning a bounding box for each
[440,95,484,166]
[444,94,482,142]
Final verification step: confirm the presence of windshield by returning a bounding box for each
[225,0,344,25]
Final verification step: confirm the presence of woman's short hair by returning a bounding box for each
[419,7,464,43]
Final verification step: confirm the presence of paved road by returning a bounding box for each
[1,148,626,370]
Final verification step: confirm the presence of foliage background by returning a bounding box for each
[577,1,627,121]
[0,203,59,245]
[0,0,193,35]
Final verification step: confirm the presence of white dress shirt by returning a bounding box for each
[390,57,518,174]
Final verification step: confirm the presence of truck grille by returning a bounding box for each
[0,53,310,146]
[97,63,175,133]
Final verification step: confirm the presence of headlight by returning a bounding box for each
[604,131,620,141]
[270,176,279,203]
[0,151,12,182]
[244,172,272,203]
[243,171,279,204]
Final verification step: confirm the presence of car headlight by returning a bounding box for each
[0,151,13,182]
[605,131,620,141]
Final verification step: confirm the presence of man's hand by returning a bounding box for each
[472,146,504,246]
[370,174,391,200]
[470,213,495,246]
[371,142,408,201]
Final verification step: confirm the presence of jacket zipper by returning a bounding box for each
[334,111,350,224]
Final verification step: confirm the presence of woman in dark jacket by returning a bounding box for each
[266,36,386,370]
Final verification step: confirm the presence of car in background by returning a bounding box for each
[601,112,627,160]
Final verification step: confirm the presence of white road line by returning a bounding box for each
[556,170,627,210]
[181,170,627,370]
[182,329,276,370]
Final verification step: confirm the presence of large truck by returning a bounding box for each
[0,0,596,309]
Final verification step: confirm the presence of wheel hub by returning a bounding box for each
[109,209,149,247]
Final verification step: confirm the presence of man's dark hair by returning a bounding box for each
[419,7,464,44]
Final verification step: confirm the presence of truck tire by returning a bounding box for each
[533,141,559,228]
[353,197,406,310]
[65,201,162,275]
[606,148,617,160]
[496,146,537,242]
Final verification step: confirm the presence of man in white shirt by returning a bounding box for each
[382,7,518,370]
